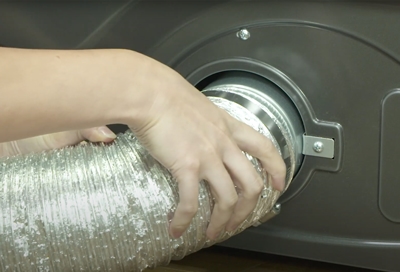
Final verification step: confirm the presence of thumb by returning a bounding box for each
[42,126,117,149]
[77,126,117,144]
[0,126,116,157]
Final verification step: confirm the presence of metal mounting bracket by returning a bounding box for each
[302,135,335,159]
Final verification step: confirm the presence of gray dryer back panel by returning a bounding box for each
[1,1,400,271]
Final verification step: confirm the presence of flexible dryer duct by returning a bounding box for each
[0,73,300,271]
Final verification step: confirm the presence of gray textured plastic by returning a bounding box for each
[1,1,400,271]
[379,90,400,223]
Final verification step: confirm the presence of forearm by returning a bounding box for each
[0,47,157,142]
[0,47,288,242]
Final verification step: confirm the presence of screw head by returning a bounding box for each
[237,28,251,40]
[313,141,324,153]
[272,203,281,215]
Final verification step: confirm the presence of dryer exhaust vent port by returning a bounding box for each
[200,71,305,192]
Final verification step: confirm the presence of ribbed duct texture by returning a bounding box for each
[0,97,286,271]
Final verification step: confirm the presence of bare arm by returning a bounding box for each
[0,47,152,142]
[0,47,286,240]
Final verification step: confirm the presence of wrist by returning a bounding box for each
[115,50,182,130]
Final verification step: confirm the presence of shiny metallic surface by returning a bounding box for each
[0,1,398,270]
[274,203,281,212]
[252,203,282,227]
[202,72,304,191]
[0,96,283,271]
[313,141,324,153]
[302,135,335,159]
[236,28,251,40]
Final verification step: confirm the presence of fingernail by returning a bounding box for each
[171,231,183,239]
[207,230,222,241]
[97,127,116,139]
[172,231,183,239]
[169,227,184,239]
[226,224,238,233]
[271,176,285,192]
[277,178,285,191]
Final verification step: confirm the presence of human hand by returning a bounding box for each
[0,126,116,158]
[0,47,285,241]
[130,68,286,240]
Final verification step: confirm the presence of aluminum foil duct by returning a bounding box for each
[0,94,297,271]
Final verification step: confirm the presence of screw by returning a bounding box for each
[313,141,324,153]
[236,28,251,40]
[272,203,281,214]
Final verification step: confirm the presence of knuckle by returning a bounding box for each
[219,123,231,135]
[214,124,231,142]
[170,157,201,178]
[179,203,199,217]
[182,157,201,172]
[247,178,264,196]
[219,194,238,212]
[262,138,276,154]
[202,144,217,157]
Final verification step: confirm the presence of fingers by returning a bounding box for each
[170,157,238,241]
[40,126,116,150]
[203,159,238,240]
[170,126,285,239]
[0,126,117,157]
[222,147,264,232]
[169,164,200,239]
[232,122,286,191]
[78,126,116,143]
